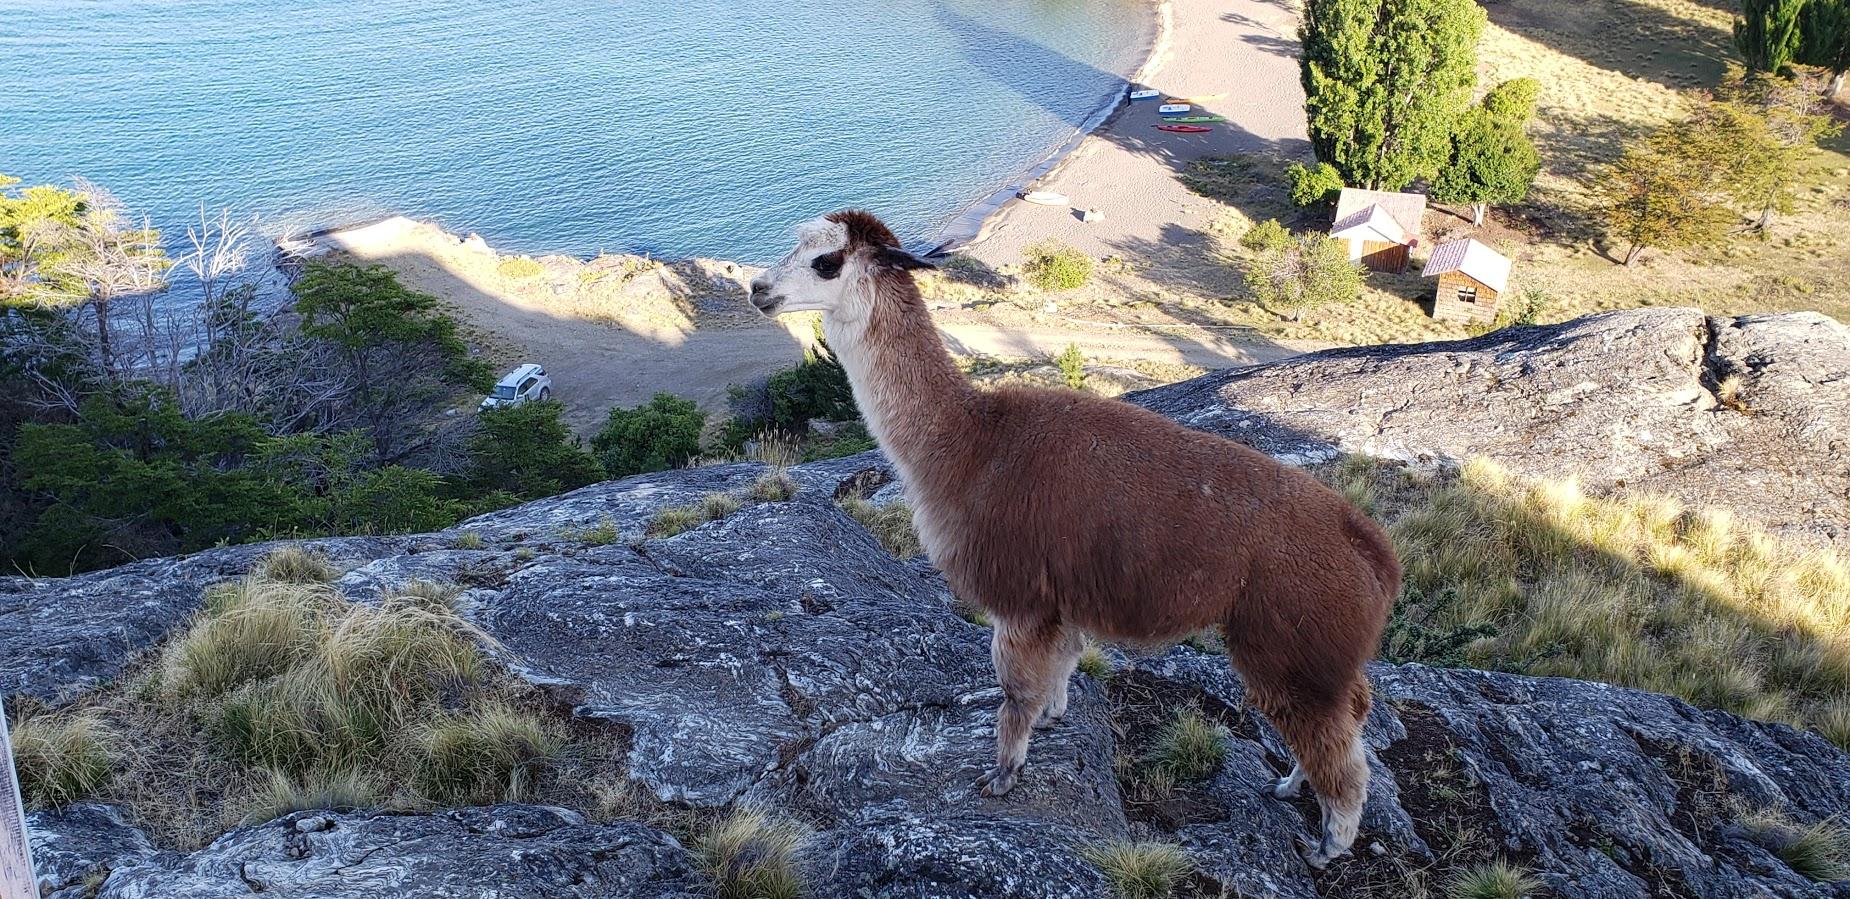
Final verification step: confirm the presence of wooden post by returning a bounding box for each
[0,696,37,899]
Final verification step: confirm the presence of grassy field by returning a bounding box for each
[937,0,1850,349]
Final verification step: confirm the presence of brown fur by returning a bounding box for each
[787,212,1399,866]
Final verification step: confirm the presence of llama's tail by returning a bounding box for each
[1344,508,1402,610]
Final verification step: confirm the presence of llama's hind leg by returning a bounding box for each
[1250,680,1371,868]
[1272,763,1307,799]
[977,618,1065,797]
[1036,625,1084,728]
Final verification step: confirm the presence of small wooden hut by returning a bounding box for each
[1421,238,1511,323]
[1330,188,1427,273]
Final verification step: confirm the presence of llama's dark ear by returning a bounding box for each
[876,246,937,271]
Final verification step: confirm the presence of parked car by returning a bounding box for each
[480,363,551,410]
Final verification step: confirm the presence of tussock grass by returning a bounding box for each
[1077,644,1114,681]
[749,470,798,503]
[1325,457,1850,747]
[1740,808,1850,882]
[648,491,742,537]
[836,497,922,559]
[1143,704,1227,783]
[243,765,380,824]
[697,809,808,899]
[1445,861,1542,899]
[10,711,116,806]
[33,549,573,843]
[1081,840,1194,899]
[452,530,486,550]
[563,516,623,545]
[416,703,562,805]
[253,546,338,585]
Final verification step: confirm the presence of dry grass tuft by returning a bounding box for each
[252,546,338,585]
[416,703,562,805]
[243,765,380,824]
[749,470,799,503]
[1324,457,1850,747]
[1739,807,1850,882]
[648,491,743,537]
[1081,840,1195,899]
[836,497,922,559]
[1445,860,1542,899]
[1077,643,1114,681]
[697,809,808,899]
[10,711,116,807]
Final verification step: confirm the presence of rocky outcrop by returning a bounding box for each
[16,309,1850,897]
[1130,308,1850,543]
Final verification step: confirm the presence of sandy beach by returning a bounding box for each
[962,0,1310,266]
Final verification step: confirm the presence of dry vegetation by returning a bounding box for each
[1326,456,1850,749]
[1081,840,1196,899]
[696,809,809,899]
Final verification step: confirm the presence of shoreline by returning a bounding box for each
[928,0,1176,255]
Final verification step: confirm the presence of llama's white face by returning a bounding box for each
[748,218,860,318]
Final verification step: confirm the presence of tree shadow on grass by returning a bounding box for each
[1482,0,1737,93]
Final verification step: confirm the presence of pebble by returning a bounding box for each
[295,815,333,833]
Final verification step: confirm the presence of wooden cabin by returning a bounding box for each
[1421,238,1511,323]
[1330,188,1427,273]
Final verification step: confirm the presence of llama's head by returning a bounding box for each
[750,210,934,320]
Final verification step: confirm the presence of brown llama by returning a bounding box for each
[747,210,1399,867]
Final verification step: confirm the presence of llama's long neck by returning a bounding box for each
[823,273,975,493]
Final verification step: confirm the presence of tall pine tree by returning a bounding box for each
[1300,0,1486,191]
[1734,0,1807,75]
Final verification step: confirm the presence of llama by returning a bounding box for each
[747,210,1399,867]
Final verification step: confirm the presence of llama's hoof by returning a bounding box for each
[1296,832,1349,870]
[1272,775,1302,799]
[976,764,1023,797]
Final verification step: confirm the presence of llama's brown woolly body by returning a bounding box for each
[751,210,1399,867]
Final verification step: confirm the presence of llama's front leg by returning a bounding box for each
[977,618,1062,797]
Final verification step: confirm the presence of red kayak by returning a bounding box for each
[1156,124,1212,133]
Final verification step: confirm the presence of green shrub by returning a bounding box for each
[1240,219,1292,252]
[1446,861,1542,899]
[766,334,857,432]
[698,810,808,899]
[801,421,878,462]
[1243,233,1363,321]
[1081,841,1194,899]
[416,704,561,805]
[1022,241,1094,291]
[1057,343,1088,390]
[1144,705,1227,782]
[1286,161,1345,207]
[592,393,705,478]
[469,400,604,500]
[10,712,116,807]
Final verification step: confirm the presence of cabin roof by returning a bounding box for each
[1333,188,1426,240]
[1421,238,1512,294]
[1329,204,1408,245]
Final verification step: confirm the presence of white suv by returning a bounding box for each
[480,363,552,410]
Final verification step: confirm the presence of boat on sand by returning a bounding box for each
[1156,124,1212,133]
[1019,190,1070,206]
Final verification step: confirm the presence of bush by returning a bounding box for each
[496,256,544,280]
[469,400,604,500]
[766,335,856,432]
[1286,161,1346,207]
[1081,841,1194,899]
[11,711,116,807]
[698,810,808,899]
[1239,219,1292,252]
[1057,343,1088,390]
[801,421,877,462]
[1144,705,1227,782]
[1243,233,1363,321]
[592,393,704,479]
[1021,241,1094,291]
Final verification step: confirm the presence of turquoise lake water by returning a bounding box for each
[0,0,1150,263]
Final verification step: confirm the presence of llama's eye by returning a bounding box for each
[811,251,845,280]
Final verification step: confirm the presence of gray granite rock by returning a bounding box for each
[26,803,157,899]
[96,805,704,899]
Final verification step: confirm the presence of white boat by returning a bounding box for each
[1019,190,1070,206]
[1158,103,1191,114]
[1128,89,1160,100]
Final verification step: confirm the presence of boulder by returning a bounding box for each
[1129,308,1850,543]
